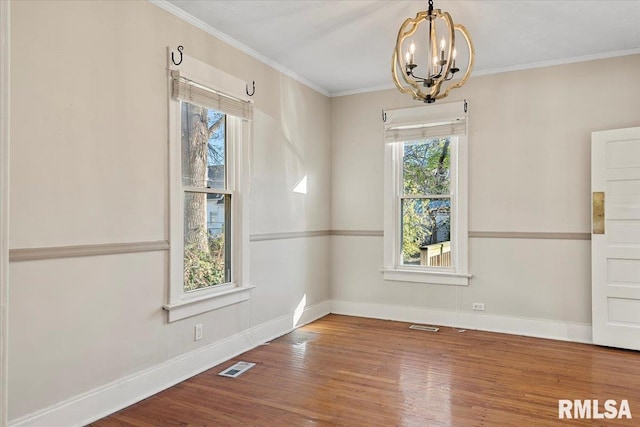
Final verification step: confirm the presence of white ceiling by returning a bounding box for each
[163,0,640,96]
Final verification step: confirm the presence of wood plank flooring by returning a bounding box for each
[93,314,640,426]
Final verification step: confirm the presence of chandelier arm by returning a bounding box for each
[399,15,426,98]
[407,70,430,81]
[392,48,422,99]
[438,23,475,100]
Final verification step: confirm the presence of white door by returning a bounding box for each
[592,127,640,350]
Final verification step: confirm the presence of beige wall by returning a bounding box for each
[8,0,331,421]
[8,0,640,422]
[330,54,640,325]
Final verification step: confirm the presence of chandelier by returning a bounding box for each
[392,0,474,103]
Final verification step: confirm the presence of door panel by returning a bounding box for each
[608,298,640,325]
[592,127,640,350]
[607,259,640,285]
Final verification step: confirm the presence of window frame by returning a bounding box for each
[164,53,253,322]
[382,102,471,286]
[398,137,456,270]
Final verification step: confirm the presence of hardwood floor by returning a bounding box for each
[93,315,640,426]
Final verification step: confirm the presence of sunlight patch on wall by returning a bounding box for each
[293,175,308,194]
[293,294,307,327]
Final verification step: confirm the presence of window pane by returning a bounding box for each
[403,137,451,196]
[184,192,231,291]
[181,102,226,189]
[401,198,451,267]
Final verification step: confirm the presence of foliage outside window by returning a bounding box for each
[181,103,231,291]
[401,137,452,267]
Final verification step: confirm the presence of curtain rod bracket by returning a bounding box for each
[382,110,387,122]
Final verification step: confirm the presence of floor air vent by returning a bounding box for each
[218,361,255,378]
[409,325,439,332]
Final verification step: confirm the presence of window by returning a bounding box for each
[182,105,230,292]
[164,54,254,322]
[401,137,452,266]
[383,101,471,285]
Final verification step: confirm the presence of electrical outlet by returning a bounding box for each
[194,324,203,341]
[472,302,485,311]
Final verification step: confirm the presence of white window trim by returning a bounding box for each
[164,51,253,322]
[382,102,471,286]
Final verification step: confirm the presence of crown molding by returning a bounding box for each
[148,0,331,97]
[472,48,640,78]
[331,83,396,98]
[333,48,640,98]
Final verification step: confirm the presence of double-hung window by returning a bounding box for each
[383,101,471,285]
[164,54,253,322]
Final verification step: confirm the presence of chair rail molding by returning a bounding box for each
[9,240,169,262]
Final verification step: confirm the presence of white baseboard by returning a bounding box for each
[330,300,592,344]
[9,300,331,427]
[9,298,590,427]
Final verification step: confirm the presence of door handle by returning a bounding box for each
[593,192,604,234]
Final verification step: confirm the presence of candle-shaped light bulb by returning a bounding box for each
[452,48,457,68]
[440,36,446,61]
[433,56,438,74]
[405,51,411,64]
[409,41,416,64]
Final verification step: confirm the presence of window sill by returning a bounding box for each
[381,268,471,286]
[163,285,254,322]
